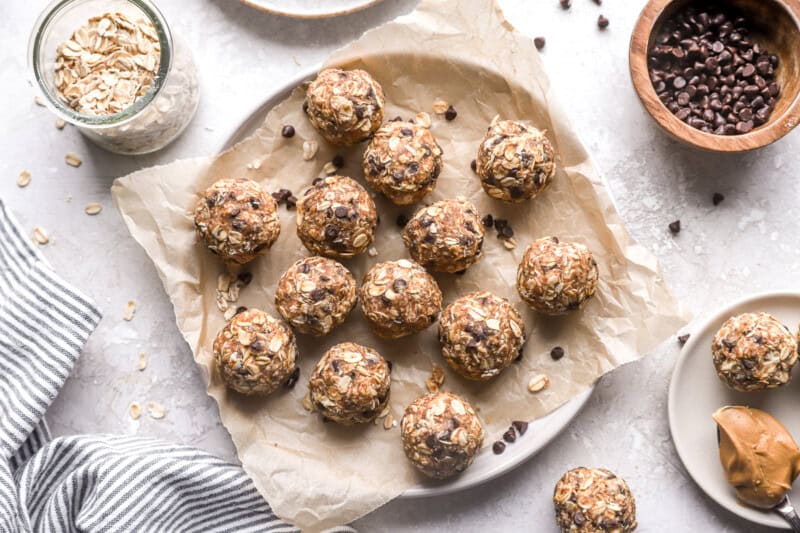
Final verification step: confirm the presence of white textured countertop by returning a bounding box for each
[2,1,798,531]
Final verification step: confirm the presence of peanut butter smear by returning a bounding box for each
[713,406,800,509]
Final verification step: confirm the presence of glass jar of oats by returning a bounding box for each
[28,0,199,155]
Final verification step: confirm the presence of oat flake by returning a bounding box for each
[123,300,136,321]
[17,171,31,188]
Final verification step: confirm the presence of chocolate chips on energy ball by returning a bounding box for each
[648,6,781,135]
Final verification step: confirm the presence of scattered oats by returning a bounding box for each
[383,414,394,430]
[65,152,82,167]
[84,202,103,215]
[137,352,147,371]
[378,405,390,419]
[503,237,517,250]
[302,140,319,161]
[415,111,431,129]
[367,246,379,257]
[223,306,237,320]
[55,118,66,130]
[32,226,49,245]
[432,99,449,114]
[34,96,45,107]
[246,159,262,170]
[425,364,446,393]
[490,114,501,126]
[322,161,337,175]
[123,300,136,321]
[527,373,550,393]
[129,402,142,420]
[146,401,166,419]
[302,393,313,412]
[215,271,248,314]
[17,170,31,188]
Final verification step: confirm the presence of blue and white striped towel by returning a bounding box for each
[0,200,353,532]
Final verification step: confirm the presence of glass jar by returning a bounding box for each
[28,0,200,155]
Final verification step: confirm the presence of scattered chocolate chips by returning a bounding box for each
[396,213,409,227]
[713,192,725,205]
[492,440,506,454]
[234,306,247,315]
[678,333,691,345]
[592,0,602,4]
[470,159,477,173]
[332,154,344,168]
[559,0,571,9]
[512,420,529,435]
[668,220,681,234]
[272,188,293,206]
[535,37,546,50]
[493,218,514,240]
[285,367,300,389]
[550,346,565,360]
[237,272,253,286]
[503,428,517,443]
[481,214,494,228]
[286,195,297,209]
[444,105,458,121]
[648,6,781,135]
[281,125,295,138]
[597,15,609,29]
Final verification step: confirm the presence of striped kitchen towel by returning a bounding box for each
[0,200,353,532]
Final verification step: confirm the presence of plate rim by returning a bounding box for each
[668,290,800,530]
[239,0,384,19]
[219,65,597,500]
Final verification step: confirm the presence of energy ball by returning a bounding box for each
[476,120,556,202]
[194,178,280,264]
[213,309,297,396]
[401,391,484,479]
[517,237,599,315]
[362,120,443,205]
[296,175,378,259]
[401,198,484,273]
[439,291,526,381]
[274,256,357,336]
[712,312,798,392]
[553,467,638,533]
[304,68,385,146]
[307,342,391,425]
[359,259,443,339]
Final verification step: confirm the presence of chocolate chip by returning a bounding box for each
[503,428,517,443]
[559,0,571,8]
[324,225,340,241]
[444,105,458,121]
[678,333,691,345]
[332,154,344,168]
[481,214,494,228]
[492,441,506,454]
[334,206,348,218]
[534,37,546,50]
[237,272,253,286]
[668,220,681,234]
[550,346,565,360]
[512,420,528,435]
[234,306,247,316]
[393,279,407,293]
[251,339,264,352]
[284,367,300,389]
[470,159,477,173]
[310,288,326,301]
[597,15,609,29]
[281,125,295,138]
[712,192,725,205]
[285,195,297,209]
[396,213,409,227]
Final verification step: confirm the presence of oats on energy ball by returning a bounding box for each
[553,467,637,533]
[439,291,526,381]
[296,175,378,259]
[476,120,556,203]
[359,259,442,339]
[401,198,484,273]
[194,178,280,265]
[307,342,391,425]
[304,68,385,146]
[362,120,443,205]
[401,391,484,479]
[712,312,798,392]
[213,309,297,395]
[275,256,357,336]
[517,237,599,315]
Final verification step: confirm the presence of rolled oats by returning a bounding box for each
[123,300,136,321]
[711,312,798,391]
[425,364,445,393]
[302,140,319,161]
[55,118,66,130]
[65,152,83,167]
[129,402,142,420]
[275,256,357,336]
[146,401,166,420]
[527,373,550,393]
[553,467,637,533]
[432,99,449,114]
[517,237,599,315]
[414,111,432,129]
[213,308,298,396]
[383,414,394,430]
[400,391,484,479]
[137,352,148,371]
[307,342,391,425]
[84,202,103,215]
[439,291,526,381]
[32,226,49,245]
[17,171,31,188]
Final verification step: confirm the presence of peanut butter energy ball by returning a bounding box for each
[362,120,443,205]
[194,178,280,264]
[359,259,443,339]
[553,467,637,533]
[296,175,378,259]
[439,291,526,381]
[274,256,357,336]
[401,392,484,479]
[476,120,556,202]
[307,342,391,425]
[712,312,798,392]
[304,68,385,146]
[213,309,297,395]
[517,237,599,315]
[401,198,484,273]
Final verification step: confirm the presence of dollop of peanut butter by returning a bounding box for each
[713,406,800,509]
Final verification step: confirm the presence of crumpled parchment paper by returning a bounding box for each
[112,0,689,530]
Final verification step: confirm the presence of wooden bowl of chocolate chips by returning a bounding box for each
[630,0,800,152]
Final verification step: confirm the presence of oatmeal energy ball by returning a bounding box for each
[439,291,526,381]
[517,237,599,315]
[213,309,297,396]
[401,391,484,479]
[307,342,391,425]
[296,175,378,259]
[712,312,798,392]
[194,178,280,264]
[401,198,485,273]
[363,120,443,205]
[553,467,638,533]
[359,259,443,339]
[304,68,385,146]
[476,120,556,203]
[274,256,357,336]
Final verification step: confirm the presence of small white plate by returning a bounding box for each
[239,0,384,19]
[669,291,800,530]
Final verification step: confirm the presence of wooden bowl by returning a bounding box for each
[630,0,800,152]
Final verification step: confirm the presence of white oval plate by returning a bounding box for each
[240,0,384,18]
[669,291,800,530]
[221,67,596,499]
